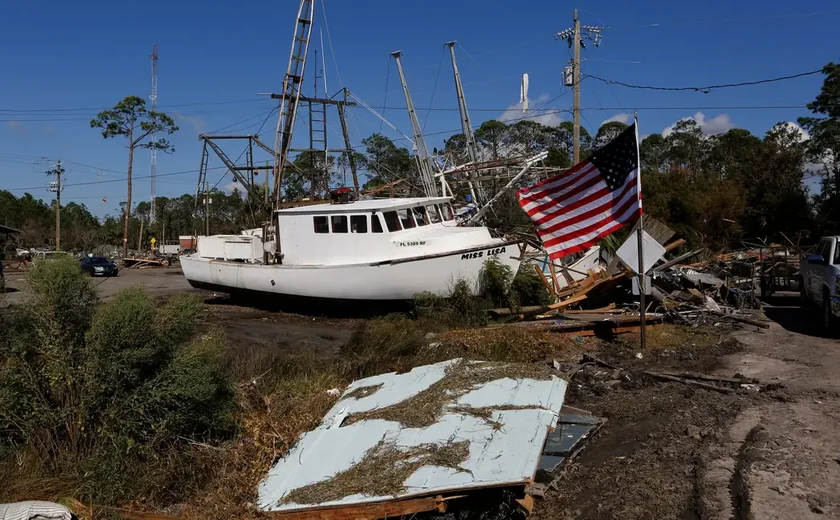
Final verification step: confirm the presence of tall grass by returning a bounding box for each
[0,256,234,505]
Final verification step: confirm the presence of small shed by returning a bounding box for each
[0,224,22,237]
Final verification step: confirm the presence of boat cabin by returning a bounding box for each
[274,197,494,266]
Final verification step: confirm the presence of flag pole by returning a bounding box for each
[634,113,646,350]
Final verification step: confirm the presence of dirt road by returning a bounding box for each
[709,299,840,519]
[1,266,197,306]
[535,296,840,519]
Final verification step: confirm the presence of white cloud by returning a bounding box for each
[222,180,247,197]
[498,94,564,127]
[771,121,810,142]
[601,113,633,126]
[661,112,734,137]
[171,111,208,135]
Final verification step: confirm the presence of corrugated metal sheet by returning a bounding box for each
[257,359,567,512]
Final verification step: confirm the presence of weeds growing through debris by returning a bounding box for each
[344,360,558,429]
[413,260,551,327]
[344,383,384,400]
[281,440,471,505]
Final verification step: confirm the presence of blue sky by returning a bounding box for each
[1,0,838,218]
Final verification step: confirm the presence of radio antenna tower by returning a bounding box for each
[149,43,159,223]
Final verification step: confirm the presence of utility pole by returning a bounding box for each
[137,216,145,252]
[47,160,64,250]
[149,44,159,223]
[391,50,438,197]
[556,11,604,165]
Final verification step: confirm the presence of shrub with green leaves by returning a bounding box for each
[0,256,233,503]
[510,268,552,307]
[478,259,514,309]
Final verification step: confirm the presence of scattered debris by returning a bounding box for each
[644,371,736,394]
[0,501,74,520]
[256,358,593,518]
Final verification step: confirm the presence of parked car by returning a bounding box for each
[81,256,119,277]
[799,235,840,332]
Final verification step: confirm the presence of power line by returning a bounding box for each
[320,0,344,89]
[423,46,447,131]
[3,166,227,193]
[0,98,266,114]
[615,8,840,29]
[584,69,823,93]
[209,106,278,191]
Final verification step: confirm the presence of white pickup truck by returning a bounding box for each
[800,235,840,331]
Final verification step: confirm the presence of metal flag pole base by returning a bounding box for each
[637,212,646,350]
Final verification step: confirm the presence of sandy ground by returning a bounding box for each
[534,295,840,520]
[1,265,197,305]
[3,267,839,518]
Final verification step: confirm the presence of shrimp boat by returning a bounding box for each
[180,196,522,304]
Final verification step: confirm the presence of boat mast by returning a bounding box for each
[273,0,315,208]
[390,51,439,198]
[445,41,485,207]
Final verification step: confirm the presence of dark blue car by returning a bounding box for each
[81,256,119,277]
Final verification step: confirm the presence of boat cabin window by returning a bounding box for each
[331,215,348,233]
[383,211,401,232]
[398,208,416,229]
[350,215,367,233]
[412,206,429,226]
[313,216,329,233]
[426,204,442,224]
[372,214,384,233]
[439,203,455,222]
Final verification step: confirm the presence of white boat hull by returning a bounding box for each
[180,240,522,302]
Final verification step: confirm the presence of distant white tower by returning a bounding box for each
[520,73,529,113]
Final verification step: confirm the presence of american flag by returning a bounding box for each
[517,122,642,260]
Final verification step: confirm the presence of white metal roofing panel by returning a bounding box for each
[257,359,567,513]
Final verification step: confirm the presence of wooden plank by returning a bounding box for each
[664,238,686,252]
[518,294,588,319]
[547,262,562,294]
[534,264,556,296]
[269,496,446,519]
[561,303,617,314]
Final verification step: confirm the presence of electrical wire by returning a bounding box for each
[0,98,266,114]
[204,107,278,135]
[210,108,279,191]
[614,8,840,29]
[4,166,228,193]
[422,46,447,131]
[584,69,823,93]
[320,0,344,89]
[379,59,391,133]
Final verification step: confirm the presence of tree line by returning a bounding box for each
[1,62,838,255]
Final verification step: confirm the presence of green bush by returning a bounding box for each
[412,279,488,328]
[0,257,233,504]
[510,268,552,307]
[478,258,513,309]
